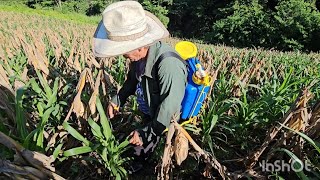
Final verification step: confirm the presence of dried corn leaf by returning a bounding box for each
[103,70,120,91]
[0,46,6,61]
[25,43,49,75]
[202,164,212,178]
[21,67,28,82]
[306,101,320,139]
[14,81,25,92]
[5,47,14,59]
[174,129,189,166]
[0,132,62,177]
[287,88,312,132]
[159,123,175,180]
[67,44,75,65]
[47,132,59,148]
[21,150,55,172]
[72,69,88,117]
[246,88,313,169]
[32,44,50,75]
[172,121,230,180]
[0,88,15,123]
[76,69,88,91]
[73,52,81,72]
[73,93,85,118]
[86,70,95,90]
[90,55,101,68]
[88,70,102,115]
[0,159,48,179]
[13,68,27,90]
[0,64,13,93]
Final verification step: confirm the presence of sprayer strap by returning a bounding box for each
[155,51,188,69]
[152,51,188,94]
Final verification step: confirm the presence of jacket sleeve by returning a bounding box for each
[111,63,138,107]
[152,57,187,132]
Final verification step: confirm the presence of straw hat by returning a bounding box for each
[93,1,169,57]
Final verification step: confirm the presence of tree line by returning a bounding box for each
[21,0,320,52]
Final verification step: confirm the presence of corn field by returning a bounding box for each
[0,11,319,179]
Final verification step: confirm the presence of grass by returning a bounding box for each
[0,3,100,25]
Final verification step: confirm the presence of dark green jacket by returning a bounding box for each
[111,41,188,128]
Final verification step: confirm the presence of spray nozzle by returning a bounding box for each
[195,64,207,78]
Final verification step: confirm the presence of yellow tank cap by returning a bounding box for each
[203,76,212,86]
[175,41,197,60]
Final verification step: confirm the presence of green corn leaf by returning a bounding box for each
[63,146,93,157]
[208,114,218,135]
[46,77,59,108]
[63,122,90,146]
[59,101,68,106]
[96,97,112,141]
[53,144,63,160]
[217,102,233,115]
[30,78,42,94]
[117,140,129,151]
[183,124,200,134]
[36,70,52,98]
[52,104,60,116]
[277,67,293,94]
[40,107,55,127]
[88,118,103,139]
[110,140,115,153]
[280,123,320,154]
[101,147,108,162]
[118,166,127,176]
[111,166,118,177]
[33,130,38,142]
[62,84,71,95]
[15,87,28,139]
[36,127,44,149]
[206,135,214,155]
[247,84,263,91]
[117,158,130,165]
[59,157,67,162]
[37,102,45,116]
[23,129,37,148]
[203,106,214,129]
[274,148,309,180]
[116,173,121,180]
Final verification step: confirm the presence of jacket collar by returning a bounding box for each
[143,41,160,78]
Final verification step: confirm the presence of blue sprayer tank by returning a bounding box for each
[175,41,212,120]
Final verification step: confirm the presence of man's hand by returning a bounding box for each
[107,102,119,119]
[129,131,143,146]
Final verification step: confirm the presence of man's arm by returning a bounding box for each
[110,63,138,107]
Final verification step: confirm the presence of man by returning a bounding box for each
[93,1,187,162]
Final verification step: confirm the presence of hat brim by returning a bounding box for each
[93,11,169,57]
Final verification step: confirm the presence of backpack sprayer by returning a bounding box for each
[176,41,212,126]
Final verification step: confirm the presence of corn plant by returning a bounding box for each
[62,97,129,179]
[198,46,320,162]
[15,87,28,139]
[18,71,69,151]
[104,55,127,85]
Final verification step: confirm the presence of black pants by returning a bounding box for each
[132,113,161,161]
